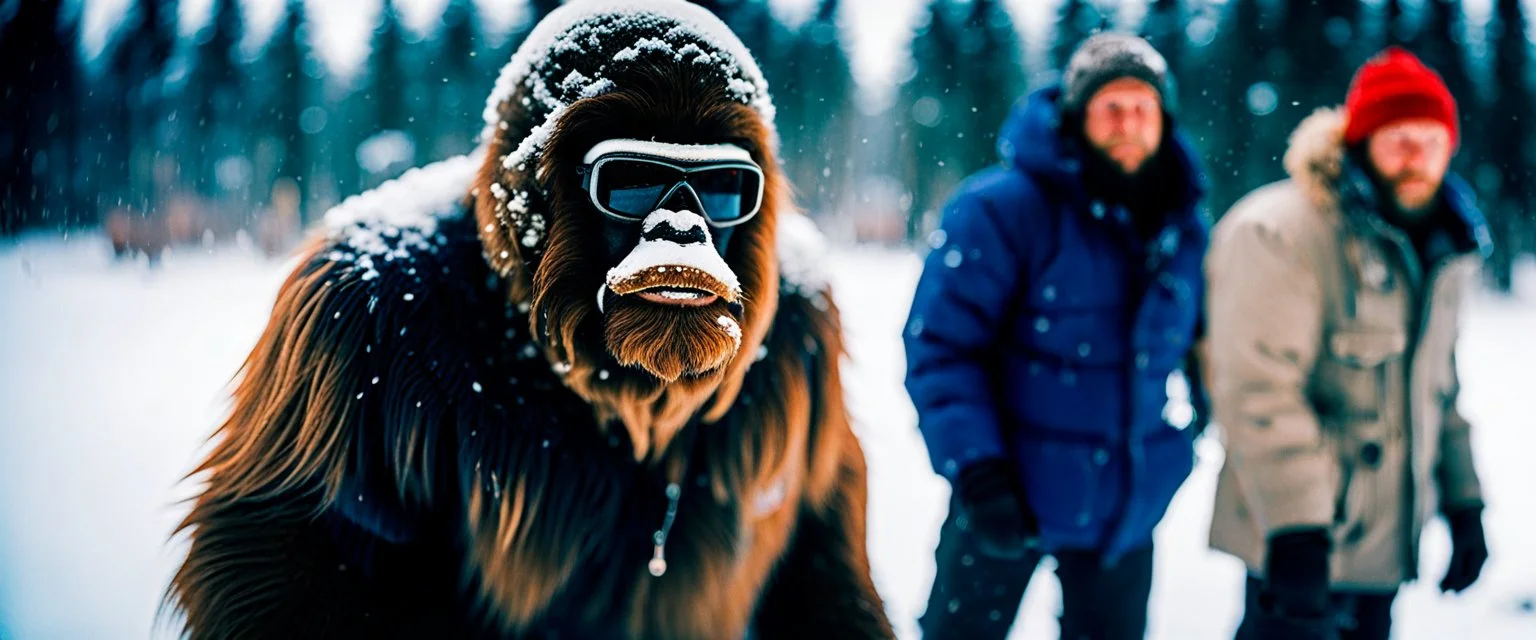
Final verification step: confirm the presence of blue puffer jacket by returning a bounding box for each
[904,86,1209,560]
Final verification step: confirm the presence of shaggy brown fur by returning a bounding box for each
[165,23,892,640]
[602,296,742,384]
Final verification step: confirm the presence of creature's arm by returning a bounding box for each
[753,436,894,639]
[165,237,454,639]
[752,292,894,639]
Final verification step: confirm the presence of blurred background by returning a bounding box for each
[2,1,1534,639]
[3,0,1534,285]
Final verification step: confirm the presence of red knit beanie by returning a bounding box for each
[1344,47,1459,147]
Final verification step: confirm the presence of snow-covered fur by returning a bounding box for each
[165,1,892,638]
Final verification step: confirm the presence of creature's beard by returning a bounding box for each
[603,296,742,383]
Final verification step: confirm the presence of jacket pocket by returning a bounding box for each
[1323,326,1406,421]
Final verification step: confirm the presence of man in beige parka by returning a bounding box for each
[1205,48,1492,640]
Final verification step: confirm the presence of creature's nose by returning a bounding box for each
[642,209,709,245]
[642,219,708,245]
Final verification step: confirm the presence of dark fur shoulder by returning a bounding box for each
[166,171,599,636]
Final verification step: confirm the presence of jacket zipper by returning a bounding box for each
[1356,213,1461,581]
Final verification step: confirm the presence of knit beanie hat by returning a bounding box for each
[1060,33,1173,114]
[1344,47,1459,147]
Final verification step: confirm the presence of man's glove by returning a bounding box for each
[954,459,1036,560]
[1252,528,1338,639]
[1440,506,1488,593]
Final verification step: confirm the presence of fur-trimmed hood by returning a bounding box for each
[1282,107,1352,213]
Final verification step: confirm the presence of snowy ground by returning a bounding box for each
[1,234,1532,639]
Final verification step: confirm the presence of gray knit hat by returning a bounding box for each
[1060,33,1174,114]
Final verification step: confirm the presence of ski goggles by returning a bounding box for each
[579,139,765,228]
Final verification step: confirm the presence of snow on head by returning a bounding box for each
[476,0,776,257]
[480,0,776,148]
[323,152,480,281]
[582,139,754,165]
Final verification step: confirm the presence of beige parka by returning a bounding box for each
[1204,107,1486,590]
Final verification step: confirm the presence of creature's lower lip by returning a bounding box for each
[635,288,719,307]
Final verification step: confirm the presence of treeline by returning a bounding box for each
[1,0,1531,287]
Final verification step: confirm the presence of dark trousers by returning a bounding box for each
[1235,576,1397,640]
[919,502,1154,640]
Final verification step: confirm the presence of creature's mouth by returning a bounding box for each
[608,263,737,305]
[635,286,719,307]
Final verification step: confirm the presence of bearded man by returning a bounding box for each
[1206,47,1492,640]
[904,33,1210,640]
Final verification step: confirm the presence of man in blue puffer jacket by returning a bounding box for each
[904,34,1209,639]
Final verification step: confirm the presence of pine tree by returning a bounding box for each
[528,0,564,21]
[55,5,87,228]
[955,0,1024,177]
[1261,0,1367,222]
[1199,0,1275,217]
[430,0,485,158]
[1279,0,1365,119]
[183,0,245,199]
[898,0,964,242]
[105,0,178,214]
[1411,0,1479,179]
[261,0,313,221]
[1142,0,1207,190]
[0,0,82,233]
[371,0,411,136]
[699,0,791,104]
[1051,0,1108,72]
[1485,0,1535,291]
[1384,0,1410,46]
[779,0,855,218]
[334,75,376,196]
[1141,0,1186,102]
